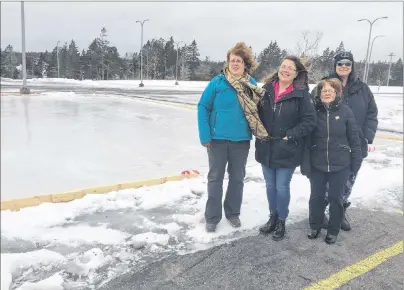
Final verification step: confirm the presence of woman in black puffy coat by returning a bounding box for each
[311,51,378,231]
[302,78,362,244]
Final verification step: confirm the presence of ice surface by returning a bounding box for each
[1,88,402,199]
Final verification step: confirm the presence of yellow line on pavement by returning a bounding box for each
[304,241,403,290]
[376,135,403,141]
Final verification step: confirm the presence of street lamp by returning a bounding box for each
[20,1,30,94]
[56,41,60,78]
[358,16,388,83]
[136,19,149,87]
[174,41,184,85]
[366,35,385,81]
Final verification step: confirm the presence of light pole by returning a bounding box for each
[20,1,30,94]
[56,40,60,78]
[386,53,395,86]
[136,19,149,87]
[358,16,388,83]
[366,35,385,82]
[174,41,184,85]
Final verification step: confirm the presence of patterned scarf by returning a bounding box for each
[223,68,269,140]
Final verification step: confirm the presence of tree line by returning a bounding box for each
[1,28,403,86]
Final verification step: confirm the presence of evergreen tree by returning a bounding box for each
[2,45,18,78]
[335,41,345,54]
[390,58,403,86]
[68,40,81,79]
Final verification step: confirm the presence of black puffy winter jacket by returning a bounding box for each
[301,96,363,176]
[255,81,317,169]
[311,73,378,158]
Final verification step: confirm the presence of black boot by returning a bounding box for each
[341,203,351,231]
[325,234,337,244]
[259,212,278,234]
[272,220,285,241]
[308,229,321,239]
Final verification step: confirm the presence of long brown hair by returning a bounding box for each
[226,42,259,75]
[261,56,309,90]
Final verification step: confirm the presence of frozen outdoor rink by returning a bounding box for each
[1,79,403,290]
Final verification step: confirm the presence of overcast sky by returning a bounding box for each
[1,2,403,62]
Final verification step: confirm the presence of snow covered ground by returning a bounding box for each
[1,136,402,290]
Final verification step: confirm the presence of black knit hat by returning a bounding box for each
[334,51,354,66]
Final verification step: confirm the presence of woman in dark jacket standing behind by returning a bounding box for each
[311,51,378,231]
[256,56,317,241]
[304,78,362,244]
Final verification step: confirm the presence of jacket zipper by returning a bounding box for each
[278,103,283,116]
[213,113,217,132]
[326,109,330,172]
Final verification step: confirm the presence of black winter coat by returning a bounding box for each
[311,74,378,158]
[255,82,317,168]
[300,96,363,177]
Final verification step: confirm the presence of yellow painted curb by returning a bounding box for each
[1,173,200,212]
[376,135,404,141]
[304,240,404,290]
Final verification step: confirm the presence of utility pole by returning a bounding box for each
[136,19,149,87]
[20,1,30,94]
[358,16,388,83]
[386,53,395,86]
[56,40,60,78]
[174,41,184,85]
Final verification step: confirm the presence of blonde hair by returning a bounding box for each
[317,78,343,97]
[226,42,259,75]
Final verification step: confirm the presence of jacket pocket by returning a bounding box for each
[335,144,351,167]
[255,139,270,165]
[274,139,298,160]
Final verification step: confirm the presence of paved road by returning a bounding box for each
[101,208,403,290]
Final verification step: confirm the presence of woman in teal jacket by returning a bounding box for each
[197,42,268,233]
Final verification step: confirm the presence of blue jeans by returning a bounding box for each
[261,165,295,220]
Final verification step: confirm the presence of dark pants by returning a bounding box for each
[309,167,350,235]
[325,171,357,205]
[261,166,295,220]
[205,139,250,225]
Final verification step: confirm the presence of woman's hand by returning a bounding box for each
[202,142,211,148]
[368,144,376,152]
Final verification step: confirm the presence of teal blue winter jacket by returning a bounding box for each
[197,74,257,144]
